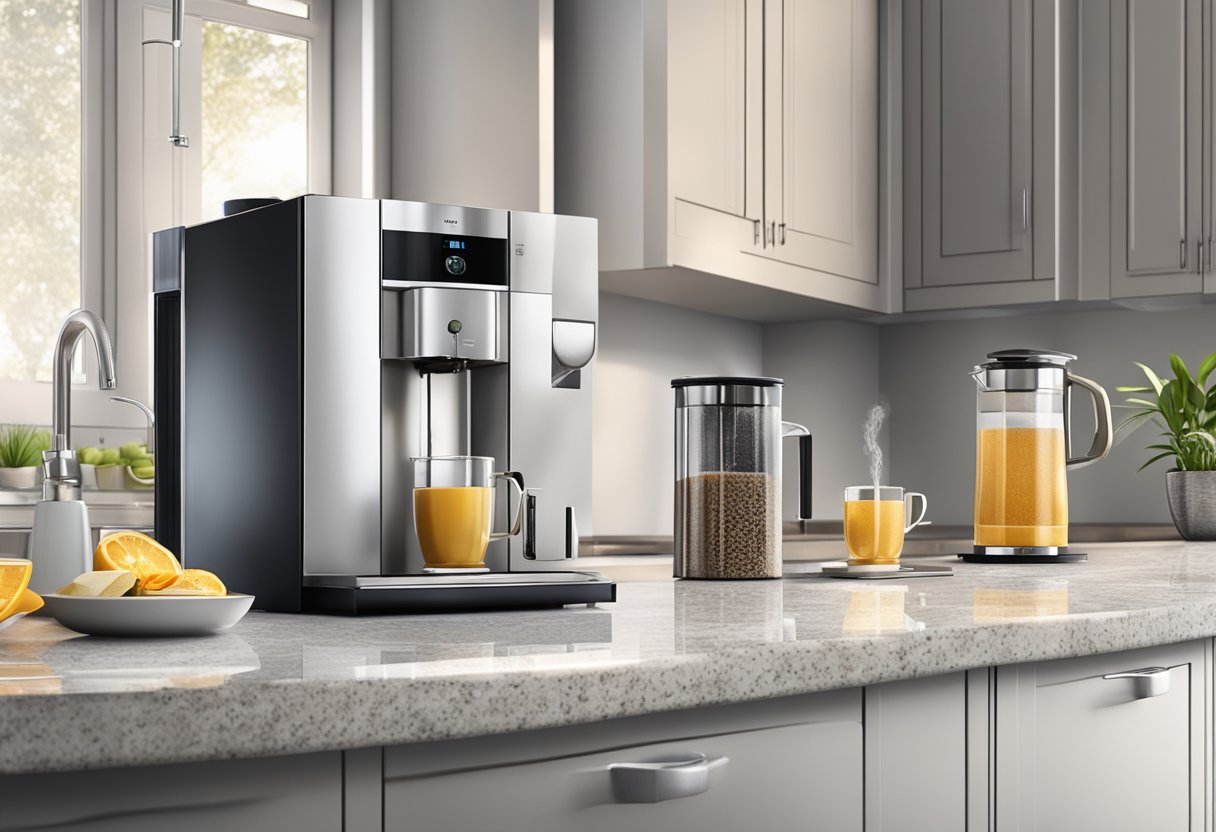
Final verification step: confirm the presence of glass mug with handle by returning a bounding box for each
[842,486,929,571]
[412,456,524,572]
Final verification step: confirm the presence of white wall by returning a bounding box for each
[880,304,1216,525]
[593,293,764,535]
[762,321,883,521]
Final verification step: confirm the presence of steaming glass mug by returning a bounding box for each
[842,486,929,570]
[411,456,524,571]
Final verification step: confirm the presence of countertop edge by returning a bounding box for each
[3,601,1211,775]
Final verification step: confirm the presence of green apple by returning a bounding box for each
[119,442,147,460]
[100,448,121,465]
[131,465,155,479]
[77,447,103,465]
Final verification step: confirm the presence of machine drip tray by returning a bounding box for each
[301,571,617,615]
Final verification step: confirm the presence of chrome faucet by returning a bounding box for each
[43,310,117,501]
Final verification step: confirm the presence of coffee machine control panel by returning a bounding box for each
[382,230,507,287]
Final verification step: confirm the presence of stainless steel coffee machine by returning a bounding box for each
[151,195,615,613]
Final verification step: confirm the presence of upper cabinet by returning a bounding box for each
[903,0,1063,312]
[1109,0,1204,299]
[557,0,893,321]
[758,1,879,284]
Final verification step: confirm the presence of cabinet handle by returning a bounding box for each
[1103,666,1171,699]
[752,219,761,245]
[1180,239,1187,270]
[608,752,722,803]
[1021,187,1029,231]
[767,222,775,246]
[1207,236,1212,271]
[1200,241,1205,275]
[778,223,786,245]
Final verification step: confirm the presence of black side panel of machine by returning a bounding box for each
[180,200,305,611]
[152,290,181,555]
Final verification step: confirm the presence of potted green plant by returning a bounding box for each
[0,425,51,490]
[1118,352,1216,540]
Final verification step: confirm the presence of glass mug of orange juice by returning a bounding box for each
[412,456,524,572]
[842,486,929,571]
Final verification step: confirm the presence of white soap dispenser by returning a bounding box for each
[27,310,117,595]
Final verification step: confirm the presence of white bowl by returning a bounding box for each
[42,593,254,637]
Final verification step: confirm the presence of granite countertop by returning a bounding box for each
[3,540,1215,775]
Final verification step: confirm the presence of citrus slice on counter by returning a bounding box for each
[94,532,182,581]
[0,559,40,621]
[139,568,226,597]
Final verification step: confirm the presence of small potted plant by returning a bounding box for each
[0,425,51,490]
[1119,352,1216,540]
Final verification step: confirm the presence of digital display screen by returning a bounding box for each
[382,230,508,286]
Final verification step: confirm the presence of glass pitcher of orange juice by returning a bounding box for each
[968,350,1112,562]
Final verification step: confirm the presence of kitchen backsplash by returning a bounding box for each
[592,294,884,536]
[595,293,1216,536]
[882,303,1216,526]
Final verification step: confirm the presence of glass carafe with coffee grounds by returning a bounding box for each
[672,377,811,579]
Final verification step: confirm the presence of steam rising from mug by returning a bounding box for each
[864,402,890,489]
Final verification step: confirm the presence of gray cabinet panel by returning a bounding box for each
[864,673,967,832]
[994,641,1208,831]
[1,753,342,832]
[920,0,1033,287]
[385,691,862,832]
[1110,0,1204,298]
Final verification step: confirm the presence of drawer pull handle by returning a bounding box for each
[1103,666,1171,699]
[608,752,721,803]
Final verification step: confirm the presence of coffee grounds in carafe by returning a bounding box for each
[678,471,780,578]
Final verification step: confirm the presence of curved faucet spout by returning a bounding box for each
[52,310,117,451]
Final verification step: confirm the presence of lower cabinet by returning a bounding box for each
[994,640,1209,831]
[382,689,863,832]
[863,672,971,832]
[1,752,343,832]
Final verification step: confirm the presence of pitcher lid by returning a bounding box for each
[982,349,1076,369]
[670,376,783,389]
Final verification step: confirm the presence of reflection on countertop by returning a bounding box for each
[3,540,1215,775]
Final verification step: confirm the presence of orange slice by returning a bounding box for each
[139,571,180,592]
[0,559,40,621]
[94,532,182,581]
[139,568,226,597]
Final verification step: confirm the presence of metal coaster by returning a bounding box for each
[819,564,954,580]
[958,546,1087,564]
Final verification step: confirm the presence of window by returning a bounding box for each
[0,0,82,384]
[110,0,330,425]
[0,0,330,427]
[199,21,309,221]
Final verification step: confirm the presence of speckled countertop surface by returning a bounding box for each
[3,541,1216,774]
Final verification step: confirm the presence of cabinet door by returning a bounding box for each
[864,672,969,832]
[760,0,878,285]
[668,0,760,228]
[916,0,1034,289]
[1110,0,1203,299]
[994,641,1208,831]
[1,753,342,832]
[385,692,862,832]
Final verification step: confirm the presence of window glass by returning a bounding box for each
[0,0,81,383]
[199,21,308,221]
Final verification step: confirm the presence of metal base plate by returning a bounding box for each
[959,546,1087,564]
[301,571,617,615]
[819,564,954,580]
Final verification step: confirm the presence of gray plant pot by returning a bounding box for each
[1166,470,1216,541]
[0,466,40,490]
